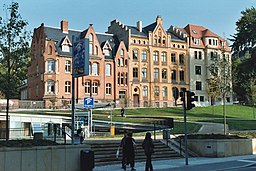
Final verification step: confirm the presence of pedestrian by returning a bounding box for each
[77,128,84,144]
[121,107,125,117]
[123,132,136,171]
[120,131,128,170]
[142,132,154,171]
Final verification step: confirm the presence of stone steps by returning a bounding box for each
[85,139,182,166]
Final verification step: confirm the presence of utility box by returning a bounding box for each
[80,150,94,171]
[110,125,115,136]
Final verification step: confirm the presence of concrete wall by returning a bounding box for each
[0,144,91,171]
[188,138,256,157]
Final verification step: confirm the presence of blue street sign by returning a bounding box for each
[84,97,94,108]
[72,38,89,77]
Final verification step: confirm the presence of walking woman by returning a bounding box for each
[142,132,154,171]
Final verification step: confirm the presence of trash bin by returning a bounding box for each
[163,129,170,139]
[80,150,94,171]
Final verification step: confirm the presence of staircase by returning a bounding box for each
[84,139,182,166]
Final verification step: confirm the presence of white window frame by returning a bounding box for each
[65,81,71,94]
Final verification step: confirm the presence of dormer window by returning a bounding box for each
[192,30,197,34]
[193,38,200,45]
[61,36,72,52]
[102,41,112,56]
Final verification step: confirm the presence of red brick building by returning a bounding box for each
[28,21,129,108]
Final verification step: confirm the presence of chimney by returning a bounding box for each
[137,21,142,32]
[61,20,68,33]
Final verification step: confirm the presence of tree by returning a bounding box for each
[230,7,256,104]
[0,2,30,140]
[207,50,232,135]
[230,7,256,54]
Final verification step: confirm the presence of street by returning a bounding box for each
[157,158,256,171]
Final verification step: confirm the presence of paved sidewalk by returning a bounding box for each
[93,155,256,171]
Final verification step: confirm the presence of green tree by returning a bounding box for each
[207,50,232,135]
[230,7,256,54]
[0,2,30,140]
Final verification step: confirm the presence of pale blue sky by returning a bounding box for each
[1,0,255,42]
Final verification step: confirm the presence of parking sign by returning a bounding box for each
[84,97,94,108]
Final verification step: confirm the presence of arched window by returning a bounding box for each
[94,45,98,55]
[89,34,93,42]
[48,46,52,55]
[106,64,111,76]
[46,59,55,73]
[120,49,124,56]
[92,63,98,76]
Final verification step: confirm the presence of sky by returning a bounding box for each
[0,0,255,43]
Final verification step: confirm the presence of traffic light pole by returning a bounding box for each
[182,91,189,165]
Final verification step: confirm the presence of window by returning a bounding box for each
[154,86,159,97]
[62,45,70,52]
[171,53,176,63]
[196,81,202,90]
[106,83,111,95]
[199,51,202,59]
[119,90,126,99]
[121,73,124,85]
[195,51,198,59]
[103,48,110,56]
[142,68,147,79]
[200,96,204,102]
[89,44,93,54]
[94,45,98,55]
[133,49,138,60]
[171,70,176,81]
[92,82,98,94]
[118,72,120,85]
[106,64,111,76]
[153,51,159,62]
[195,66,201,75]
[194,38,200,45]
[162,87,167,97]
[180,70,185,82]
[47,80,55,94]
[85,82,90,94]
[179,54,184,65]
[65,60,71,73]
[142,86,148,97]
[195,96,198,102]
[158,36,161,44]
[120,49,124,56]
[154,68,159,79]
[161,52,167,62]
[48,46,52,55]
[154,38,157,45]
[209,39,212,45]
[65,81,71,93]
[141,50,147,61]
[133,68,138,78]
[162,69,167,79]
[92,63,98,76]
[89,34,93,42]
[47,59,55,73]
[120,58,124,66]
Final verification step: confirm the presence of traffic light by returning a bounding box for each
[186,91,195,110]
[180,91,185,102]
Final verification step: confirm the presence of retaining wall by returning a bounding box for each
[0,144,91,171]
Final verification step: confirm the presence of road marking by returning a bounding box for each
[238,159,256,163]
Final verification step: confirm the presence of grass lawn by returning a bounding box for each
[9,104,256,133]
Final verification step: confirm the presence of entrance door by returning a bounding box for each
[133,94,139,107]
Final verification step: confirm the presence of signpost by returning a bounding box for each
[71,37,89,144]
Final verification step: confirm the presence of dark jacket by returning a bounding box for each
[142,139,154,155]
